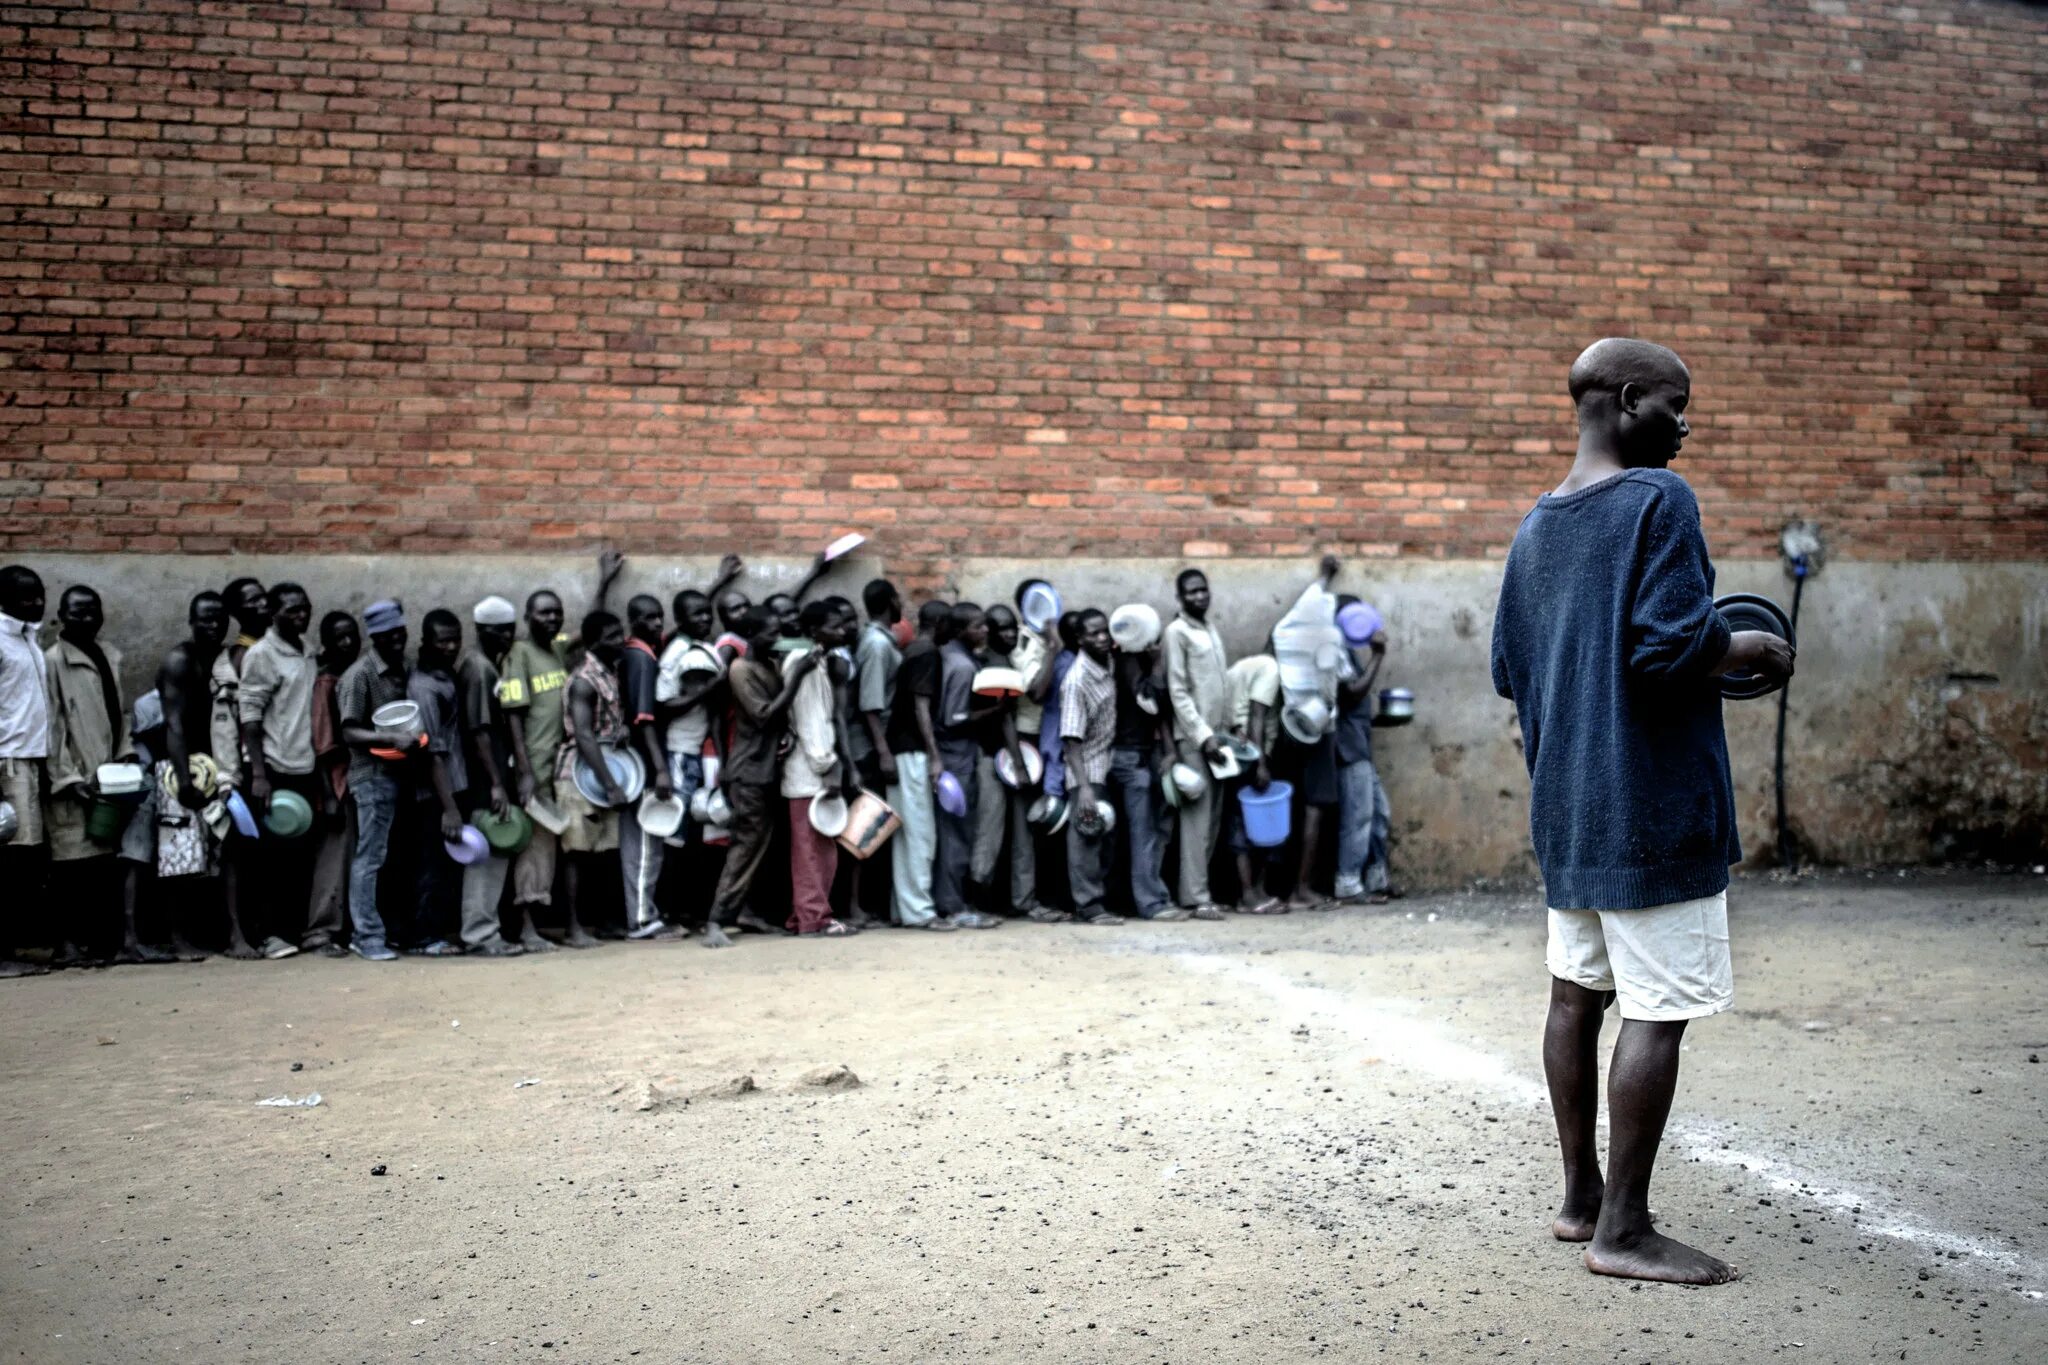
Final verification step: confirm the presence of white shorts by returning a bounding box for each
[1546,891,1733,1022]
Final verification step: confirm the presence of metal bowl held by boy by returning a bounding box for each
[1712,594,1795,701]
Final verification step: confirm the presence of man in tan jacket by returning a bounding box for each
[44,585,133,963]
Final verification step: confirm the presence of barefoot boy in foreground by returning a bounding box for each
[1490,338,1794,1285]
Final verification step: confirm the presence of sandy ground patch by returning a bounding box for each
[2,872,2044,1363]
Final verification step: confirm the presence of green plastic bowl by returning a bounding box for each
[474,804,533,856]
[262,789,314,839]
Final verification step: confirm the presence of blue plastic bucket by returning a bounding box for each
[1237,780,1294,848]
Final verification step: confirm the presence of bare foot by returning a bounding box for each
[225,940,262,961]
[519,933,556,954]
[1552,1206,1600,1242]
[734,915,777,935]
[171,940,209,963]
[114,942,177,966]
[563,929,600,949]
[700,924,734,949]
[1584,1230,1737,1285]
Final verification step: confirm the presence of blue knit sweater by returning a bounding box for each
[1489,468,1740,910]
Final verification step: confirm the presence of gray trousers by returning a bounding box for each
[1067,821,1108,917]
[971,753,1039,912]
[1108,745,1172,918]
[304,798,353,947]
[885,751,938,926]
[459,852,512,949]
[1174,739,1224,907]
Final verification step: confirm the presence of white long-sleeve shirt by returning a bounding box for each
[779,650,840,798]
[0,612,49,760]
[1164,612,1228,746]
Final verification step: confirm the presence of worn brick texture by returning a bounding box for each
[2,0,2043,572]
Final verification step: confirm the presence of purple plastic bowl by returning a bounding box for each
[1337,600,1384,647]
[443,824,489,866]
[935,771,968,817]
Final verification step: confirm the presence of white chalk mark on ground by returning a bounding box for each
[1676,1128,2048,1296]
[1175,955,1546,1105]
[1173,952,2046,1298]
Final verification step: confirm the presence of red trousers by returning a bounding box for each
[787,799,840,934]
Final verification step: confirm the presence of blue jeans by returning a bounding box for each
[1108,745,1171,917]
[1041,726,1067,799]
[346,767,398,953]
[1335,759,1391,899]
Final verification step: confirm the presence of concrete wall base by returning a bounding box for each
[22,553,2046,884]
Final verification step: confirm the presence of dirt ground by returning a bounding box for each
[1,871,2043,1364]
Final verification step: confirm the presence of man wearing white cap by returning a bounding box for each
[1164,570,1231,920]
[453,596,524,956]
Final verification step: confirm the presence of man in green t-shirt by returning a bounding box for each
[499,551,621,946]
[500,589,570,948]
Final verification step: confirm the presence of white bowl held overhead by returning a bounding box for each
[1108,603,1162,652]
[1019,582,1062,635]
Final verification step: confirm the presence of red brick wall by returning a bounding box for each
[3,0,2043,574]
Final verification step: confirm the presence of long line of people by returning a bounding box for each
[0,551,1401,972]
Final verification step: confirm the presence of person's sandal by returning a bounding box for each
[1084,911,1124,926]
[1024,906,1073,924]
[1236,897,1287,915]
[799,919,854,937]
[1190,904,1227,921]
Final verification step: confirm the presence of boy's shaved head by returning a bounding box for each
[1567,338,1688,410]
